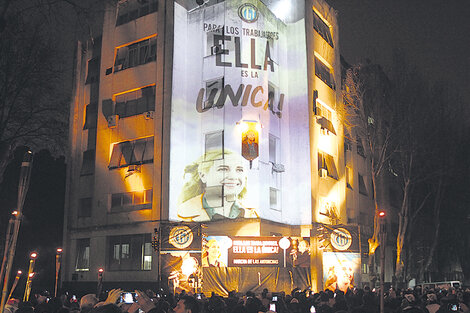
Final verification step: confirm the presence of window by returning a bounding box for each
[107,234,152,271]
[204,130,224,159]
[269,134,279,164]
[111,189,152,209]
[346,167,353,189]
[344,137,352,152]
[114,37,157,72]
[114,85,155,118]
[357,137,365,157]
[85,57,100,84]
[206,30,224,57]
[109,137,153,169]
[116,0,158,26]
[314,57,336,90]
[204,77,224,109]
[81,149,95,176]
[83,102,98,130]
[270,187,280,211]
[78,197,92,217]
[318,151,338,179]
[312,10,334,47]
[75,239,90,271]
[358,173,368,195]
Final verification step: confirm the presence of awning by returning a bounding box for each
[317,117,336,135]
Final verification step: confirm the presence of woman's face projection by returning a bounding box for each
[200,154,246,199]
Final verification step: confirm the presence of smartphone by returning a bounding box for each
[121,292,137,303]
[269,303,276,312]
[197,294,202,300]
[310,305,316,313]
[272,296,277,301]
[450,304,458,312]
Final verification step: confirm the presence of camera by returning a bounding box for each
[120,292,137,304]
[272,296,277,301]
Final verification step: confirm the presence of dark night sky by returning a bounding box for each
[326,0,470,99]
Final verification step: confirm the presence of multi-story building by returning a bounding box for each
[63,0,381,294]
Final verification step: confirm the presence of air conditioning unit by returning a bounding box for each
[107,115,119,128]
[144,110,154,119]
[211,45,222,55]
[319,168,327,178]
[271,162,285,173]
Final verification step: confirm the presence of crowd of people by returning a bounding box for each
[3,285,470,313]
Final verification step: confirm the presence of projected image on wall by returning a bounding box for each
[323,252,360,293]
[169,0,311,225]
[202,236,230,267]
[177,150,258,221]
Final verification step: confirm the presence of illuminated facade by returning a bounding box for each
[63,0,379,293]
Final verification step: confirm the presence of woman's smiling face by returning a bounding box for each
[199,154,245,198]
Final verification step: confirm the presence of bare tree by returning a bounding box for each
[0,0,110,182]
[0,12,70,183]
[342,62,395,274]
[388,55,465,283]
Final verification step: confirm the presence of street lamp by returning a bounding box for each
[97,268,104,297]
[0,211,19,291]
[378,210,386,313]
[6,271,22,303]
[23,252,38,301]
[55,248,63,297]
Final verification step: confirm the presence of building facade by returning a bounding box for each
[63,0,380,294]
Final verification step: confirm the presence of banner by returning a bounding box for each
[161,252,202,293]
[202,236,310,267]
[322,252,361,293]
[160,223,202,252]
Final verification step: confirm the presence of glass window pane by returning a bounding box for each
[205,131,223,158]
[109,144,122,169]
[121,244,130,259]
[315,57,335,90]
[269,134,277,164]
[119,141,134,167]
[325,154,338,179]
[142,137,154,162]
[122,192,133,206]
[134,191,144,204]
[75,239,90,271]
[145,189,152,203]
[132,138,146,163]
[113,244,120,260]
[111,193,122,208]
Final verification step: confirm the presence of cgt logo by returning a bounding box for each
[169,226,194,249]
[330,228,353,251]
[238,4,259,23]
